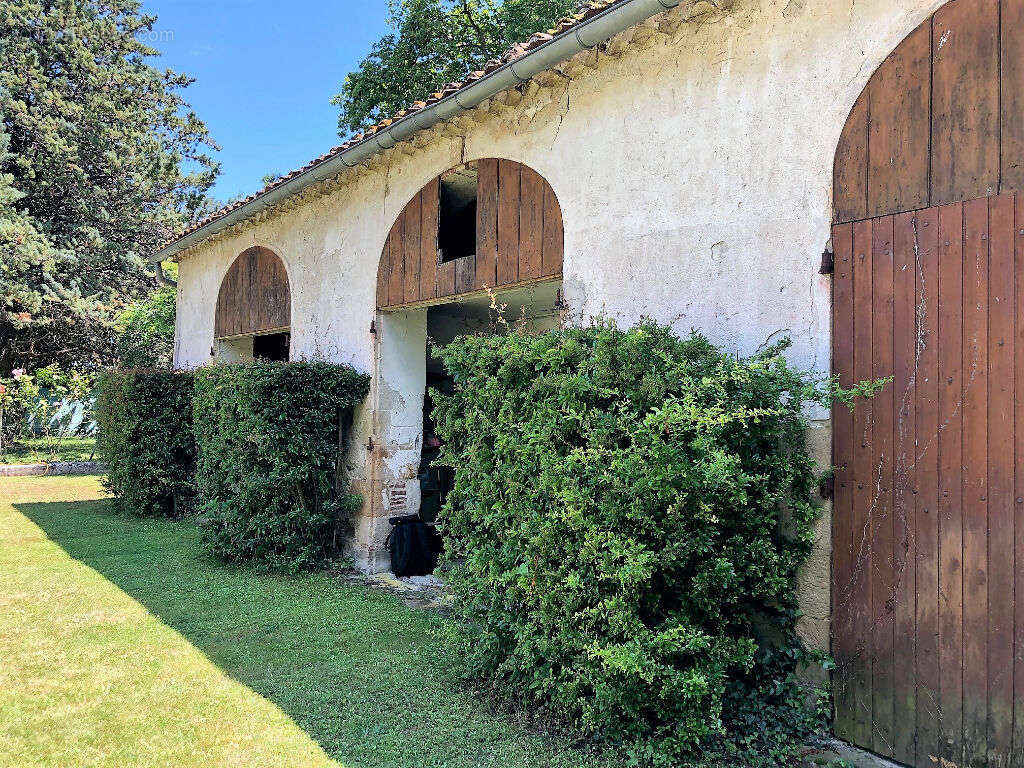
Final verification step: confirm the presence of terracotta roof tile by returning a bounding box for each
[160,0,631,254]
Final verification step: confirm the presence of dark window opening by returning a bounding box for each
[438,166,478,263]
[253,332,290,362]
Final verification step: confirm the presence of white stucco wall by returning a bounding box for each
[176,0,949,375]
[172,0,952,635]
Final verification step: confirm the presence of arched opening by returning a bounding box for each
[833,0,1023,224]
[375,158,563,309]
[362,160,564,574]
[830,2,1023,765]
[214,246,292,362]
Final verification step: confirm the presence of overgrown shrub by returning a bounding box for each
[95,369,195,517]
[192,360,370,572]
[432,321,877,767]
[0,368,32,453]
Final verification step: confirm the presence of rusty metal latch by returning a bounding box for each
[819,248,835,275]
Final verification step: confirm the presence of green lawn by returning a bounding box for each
[0,436,97,464]
[0,475,621,768]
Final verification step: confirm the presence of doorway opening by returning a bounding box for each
[418,281,563,533]
[216,330,291,363]
[375,281,563,575]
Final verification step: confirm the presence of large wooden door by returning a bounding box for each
[832,193,1023,767]
[831,0,1024,762]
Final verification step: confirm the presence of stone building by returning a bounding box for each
[154,1,1024,764]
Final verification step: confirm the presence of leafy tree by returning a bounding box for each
[0,0,218,371]
[114,282,175,369]
[333,0,577,136]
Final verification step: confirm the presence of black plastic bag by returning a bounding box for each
[386,514,442,577]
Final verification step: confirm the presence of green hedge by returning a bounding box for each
[192,360,370,572]
[95,369,195,517]
[432,321,877,766]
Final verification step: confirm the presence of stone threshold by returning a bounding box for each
[338,569,452,611]
[805,739,907,768]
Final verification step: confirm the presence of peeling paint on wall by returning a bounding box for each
[173,0,955,645]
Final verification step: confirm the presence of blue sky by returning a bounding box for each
[141,0,391,201]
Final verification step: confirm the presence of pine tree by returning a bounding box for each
[0,0,218,370]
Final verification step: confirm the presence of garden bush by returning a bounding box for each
[192,360,370,572]
[0,369,32,453]
[95,369,195,517]
[431,321,878,767]
[1,366,98,458]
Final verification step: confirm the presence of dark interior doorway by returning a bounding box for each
[418,370,454,526]
[253,332,290,362]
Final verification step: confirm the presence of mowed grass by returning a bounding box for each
[0,475,620,768]
[0,436,97,464]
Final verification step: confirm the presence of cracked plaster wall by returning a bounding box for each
[173,0,952,646]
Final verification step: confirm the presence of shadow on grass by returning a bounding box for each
[16,496,614,768]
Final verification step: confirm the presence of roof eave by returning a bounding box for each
[152,0,682,263]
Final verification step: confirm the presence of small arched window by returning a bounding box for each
[376,159,563,310]
[214,246,291,361]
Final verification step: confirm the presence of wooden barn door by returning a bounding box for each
[832,193,1024,767]
[830,0,1024,763]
